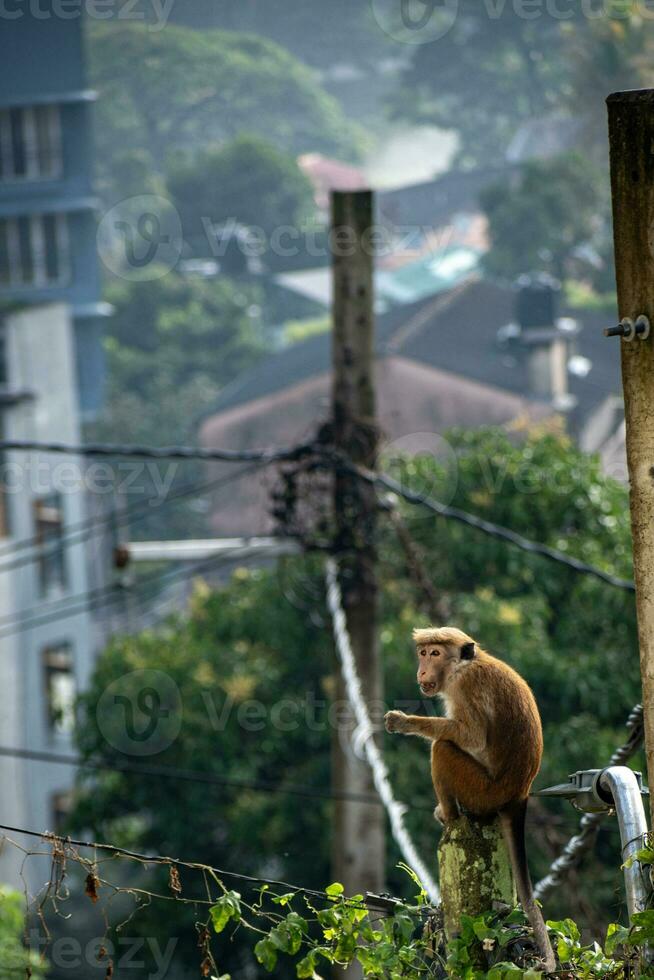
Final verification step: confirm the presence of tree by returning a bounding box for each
[68,427,640,974]
[480,152,607,283]
[0,887,47,980]
[167,135,315,259]
[563,14,654,165]
[389,4,570,169]
[87,22,363,203]
[92,270,263,447]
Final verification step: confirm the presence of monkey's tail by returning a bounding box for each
[499,800,556,975]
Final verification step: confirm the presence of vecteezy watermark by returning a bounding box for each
[0,458,179,499]
[0,0,176,31]
[97,669,182,756]
[96,194,464,280]
[371,0,459,43]
[371,0,654,45]
[97,195,183,281]
[23,932,177,980]
[379,432,459,511]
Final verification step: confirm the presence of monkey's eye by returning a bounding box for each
[430,650,440,658]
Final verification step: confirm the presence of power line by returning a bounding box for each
[0,438,315,464]
[0,821,408,914]
[367,467,635,594]
[0,463,266,573]
[0,744,435,810]
[0,464,270,633]
[0,540,264,638]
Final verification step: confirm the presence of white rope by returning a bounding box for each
[325,558,441,904]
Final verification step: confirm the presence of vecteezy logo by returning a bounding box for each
[371,0,459,44]
[97,670,182,756]
[379,432,459,511]
[97,194,183,281]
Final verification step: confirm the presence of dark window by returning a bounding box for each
[0,105,61,181]
[9,109,26,176]
[43,644,76,735]
[0,221,8,286]
[34,105,59,176]
[35,494,67,597]
[17,216,33,283]
[51,791,73,832]
[0,213,68,288]
[43,213,59,281]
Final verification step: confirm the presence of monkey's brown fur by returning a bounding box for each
[385,627,555,974]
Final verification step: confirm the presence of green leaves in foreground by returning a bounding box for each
[206,880,654,978]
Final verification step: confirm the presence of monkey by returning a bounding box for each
[384,626,556,975]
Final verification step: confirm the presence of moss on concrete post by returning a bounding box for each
[438,814,516,939]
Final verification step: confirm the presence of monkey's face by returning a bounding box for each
[416,644,459,695]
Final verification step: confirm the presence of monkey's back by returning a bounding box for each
[457,650,543,800]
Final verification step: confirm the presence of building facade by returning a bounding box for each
[0,2,106,417]
[0,7,105,884]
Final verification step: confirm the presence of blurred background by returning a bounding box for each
[0,1,651,977]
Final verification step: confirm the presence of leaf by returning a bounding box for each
[325,882,344,898]
[254,938,278,973]
[85,872,100,904]
[210,892,242,934]
[605,921,630,954]
[627,910,654,946]
[623,846,654,869]
[546,918,580,942]
[168,865,182,896]
[272,892,296,907]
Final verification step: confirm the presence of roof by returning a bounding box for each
[275,245,482,310]
[298,153,368,211]
[377,167,513,231]
[200,354,550,536]
[202,279,620,432]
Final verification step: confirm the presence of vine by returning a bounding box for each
[207,871,654,980]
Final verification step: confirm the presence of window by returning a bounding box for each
[35,494,68,598]
[51,791,73,832]
[0,212,69,288]
[43,644,76,735]
[0,105,62,181]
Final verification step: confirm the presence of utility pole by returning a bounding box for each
[330,189,384,897]
[607,89,654,826]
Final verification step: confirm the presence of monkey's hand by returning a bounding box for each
[384,710,411,734]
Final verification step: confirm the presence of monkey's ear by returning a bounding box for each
[460,642,476,661]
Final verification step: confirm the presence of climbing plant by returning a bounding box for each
[207,875,653,979]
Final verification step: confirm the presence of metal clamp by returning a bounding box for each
[537,767,651,921]
[604,316,651,340]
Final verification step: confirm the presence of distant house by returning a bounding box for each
[199,278,624,535]
[298,153,368,213]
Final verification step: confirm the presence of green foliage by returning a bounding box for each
[547,918,621,978]
[87,22,362,202]
[167,135,315,256]
[204,891,645,979]
[90,270,263,446]
[0,886,47,979]
[390,4,568,168]
[70,427,641,971]
[480,153,606,282]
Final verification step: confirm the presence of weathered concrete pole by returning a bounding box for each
[607,89,654,827]
[438,815,516,939]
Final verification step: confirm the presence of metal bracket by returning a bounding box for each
[604,316,651,340]
[537,767,652,923]
[536,768,649,813]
